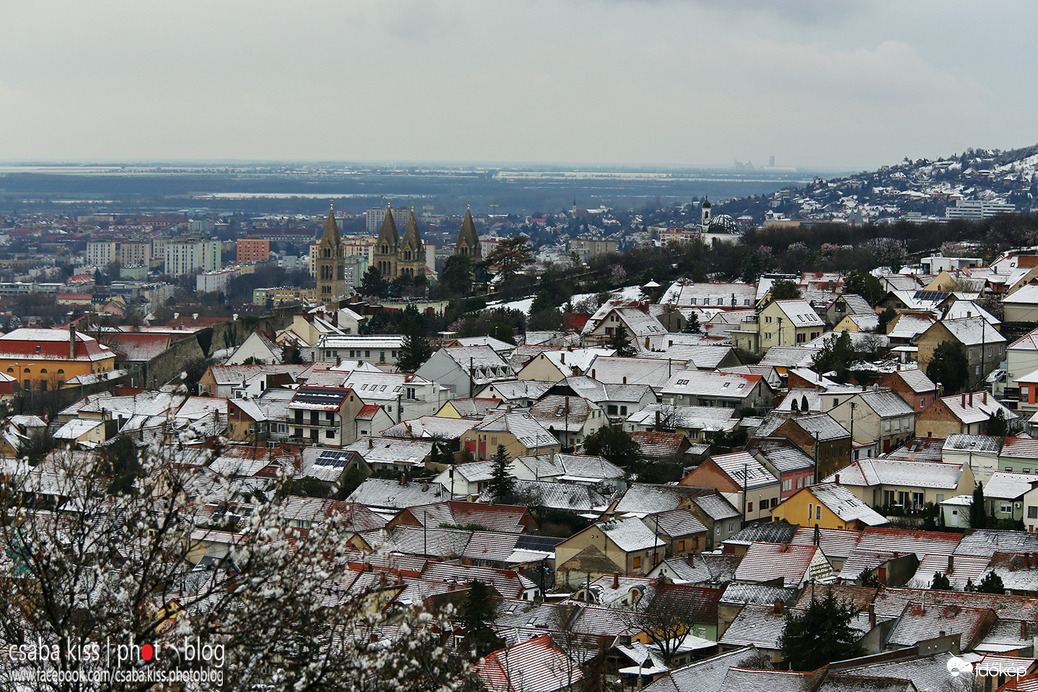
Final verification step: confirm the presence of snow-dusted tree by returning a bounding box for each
[0,443,481,691]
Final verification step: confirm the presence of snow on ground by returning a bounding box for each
[485,297,535,315]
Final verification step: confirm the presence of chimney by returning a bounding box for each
[368,438,373,449]
[962,393,966,407]
[560,352,565,364]
[1022,620,1029,639]
[970,392,974,407]
[983,392,987,404]
[399,474,405,485]
[780,543,789,553]
[868,604,876,628]
[813,524,820,546]
[947,555,954,573]
[423,482,429,491]
[69,323,76,360]
[835,474,841,484]
[655,410,661,431]
[613,573,619,588]
[773,599,784,615]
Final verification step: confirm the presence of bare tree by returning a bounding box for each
[0,445,479,691]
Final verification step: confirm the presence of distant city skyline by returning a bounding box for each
[1,1,1035,170]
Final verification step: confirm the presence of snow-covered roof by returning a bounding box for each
[598,516,666,553]
[824,458,966,490]
[806,483,888,526]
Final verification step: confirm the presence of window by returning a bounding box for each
[1028,506,1037,519]
[326,430,334,438]
[747,502,754,513]
[815,505,821,519]
[727,522,734,532]
[632,556,641,569]
[677,540,685,552]
[1000,503,1013,514]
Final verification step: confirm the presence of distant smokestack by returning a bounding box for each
[69,323,76,360]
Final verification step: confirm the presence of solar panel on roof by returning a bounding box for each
[315,450,353,468]
[515,535,563,551]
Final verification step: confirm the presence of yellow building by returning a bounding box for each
[731,299,825,356]
[770,483,888,530]
[0,327,116,390]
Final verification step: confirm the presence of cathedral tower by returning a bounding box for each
[398,208,425,278]
[316,204,345,303]
[454,205,481,259]
[372,202,399,278]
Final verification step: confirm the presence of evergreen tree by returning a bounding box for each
[987,409,1009,438]
[360,267,389,299]
[930,571,951,590]
[779,591,864,671]
[971,482,987,529]
[769,279,801,301]
[976,572,1005,594]
[813,331,855,382]
[487,444,515,504]
[459,579,504,660]
[608,324,637,357]
[397,326,433,373]
[683,312,701,334]
[844,271,886,306]
[926,340,970,394]
[582,426,642,469]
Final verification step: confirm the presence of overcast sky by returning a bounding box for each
[1,1,1035,170]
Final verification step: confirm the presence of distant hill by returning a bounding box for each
[716,144,1038,224]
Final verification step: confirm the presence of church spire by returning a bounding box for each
[320,203,340,246]
[455,204,481,259]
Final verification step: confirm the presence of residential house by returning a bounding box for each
[475,379,554,408]
[770,483,888,530]
[878,369,938,413]
[435,398,503,419]
[753,440,817,498]
[476,634,583,692]
[997,437,1038,474]
[527,395,607,450]
[0,327,116,390]
[942,434,1001,483]
[829,389,916,455]
[390,501,537,534]
[660,369,774,412]
[581,301,671,352]
[416,345,515,398]
[1004,326,1038,398]
[659,280,757,310]
[825,293,875,327]
[198,363,310,398]
[511,453,626,493]
[460,411,561,461]
[915,317,1006,389]
[515,348,613,382]
[1003,284,1038,323]
[642,509,709,558]
[1025,484,1038,532]
[608,484,742,549]
[916,391,1016,438]
[822,458,976,511]
[315,334,404,366]
[103,331,176,385]
[226,389,294,443]
[339,369,450,422]
[730,299,825,355]
[628,431,692,462]
[224,330,283,365]
[679,451,781,523]
[732,542,835,587]
[549,376,657,424]
[583,355,685,395]
[752,413,852,478]
[344,477,449,514]
[622,404,736,443]
[981,472,1038,522]
[878,289,955,315]
[286,386,365,447]
[554,517,666,588]
[342,436,434,473]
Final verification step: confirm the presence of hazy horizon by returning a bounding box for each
[2,1,1035,169]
